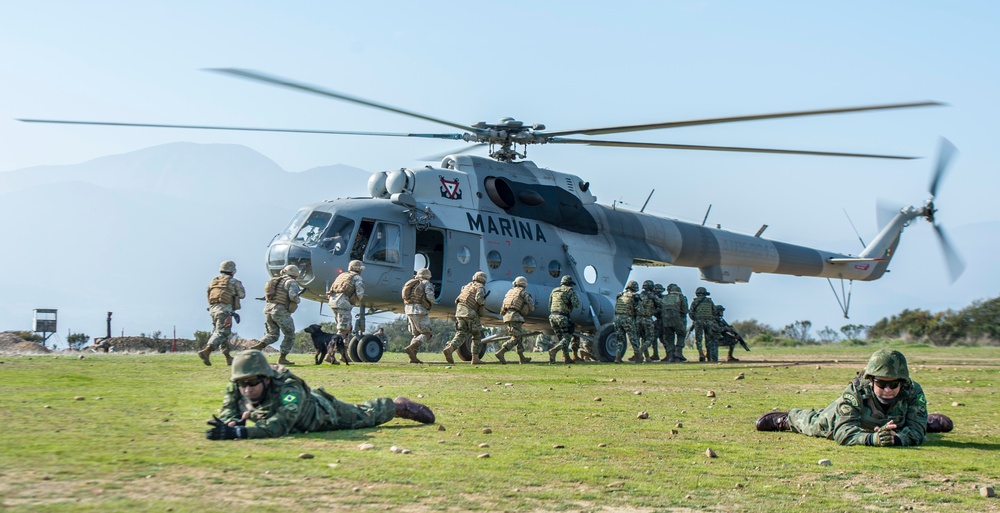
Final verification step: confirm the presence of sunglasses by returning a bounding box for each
[872,378,902,390]
[236,377,264,388]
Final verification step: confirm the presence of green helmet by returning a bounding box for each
[230,350,276,381]
[714,305,725,314]
[219,260,236,274]
[667,283,681,293]
[642,280,654,291]
[863,348,910,383]
[560,275,575,286]
[695,286,708,296]
[653,283,664,294]
[626,280,639,292]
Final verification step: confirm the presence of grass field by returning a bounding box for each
[1,345,998,512]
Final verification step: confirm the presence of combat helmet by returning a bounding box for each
[714,305,725,314]
[626,280,639,292]
[560,275,575,286]
[642,280,654,291]
[695,286,708,296]
[230,350,277,381]
[349,260,365,272]
[862,348,910,384]
[282,264,301,278]
[653,283,664,294]
[667,283,681,293]
[416,267,432,279]
[513,276,528,287]
[473,271,488,284]
[219,260,237,274]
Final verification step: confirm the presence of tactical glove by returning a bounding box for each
[205,415,248,440]
[874,428,894,447]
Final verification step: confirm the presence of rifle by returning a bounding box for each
[719,319,750,352]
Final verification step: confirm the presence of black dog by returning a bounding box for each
[302,324,347,365]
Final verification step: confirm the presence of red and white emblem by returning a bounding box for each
[440,176,462,200]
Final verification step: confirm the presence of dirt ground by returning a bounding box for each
[0,331,266,355]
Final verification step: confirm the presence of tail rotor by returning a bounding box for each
[923,138,965,282]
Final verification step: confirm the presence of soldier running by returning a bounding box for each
[199,260,246,366]
[326,259,365,364]
[547,275,581,364]
[402,268,435,364]
[254,265,301,366]
[496,276,534,364]
[443,271,488,364]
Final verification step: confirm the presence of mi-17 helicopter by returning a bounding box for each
[19,68,963,363]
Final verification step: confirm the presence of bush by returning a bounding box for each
[66,332,90,350]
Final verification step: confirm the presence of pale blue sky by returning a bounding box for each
[2,2,998,335]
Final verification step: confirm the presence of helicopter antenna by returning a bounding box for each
[842,207,867,249]
[640,189,655,213]
[701,204,712,226]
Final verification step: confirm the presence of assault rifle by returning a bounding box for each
[718,319,750,352]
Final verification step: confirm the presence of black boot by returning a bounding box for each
[755,411,790,431]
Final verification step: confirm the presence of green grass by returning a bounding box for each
[1,346,998,512]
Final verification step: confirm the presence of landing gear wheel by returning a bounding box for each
[457,340,487,362]
[595,323,619,363]
[356,334,384,363]
[348,336,362,362]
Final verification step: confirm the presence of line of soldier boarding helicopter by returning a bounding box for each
[196,259,748,366]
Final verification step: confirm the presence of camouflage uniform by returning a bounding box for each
[497,277,534,364]
[785,349,928,446]
[635,280,657,362]
[613,281,639,362]
[659,284,688,362]
[328,260,365,341]
[200,260,246,366]
[217,351,397,438]
[402,268,435,363]
[444,272,488,364]
[649,284,665,360]
[547,276,581,364]
[689,287,717,362]
[258,266,301,361]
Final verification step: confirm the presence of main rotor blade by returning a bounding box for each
[929,137,957,198]
[18,119,467,140]
[542,101,944,137]
[549,137,920,159]
[419,143,488,162]
[933,223,966,283]
[207,68,474,133]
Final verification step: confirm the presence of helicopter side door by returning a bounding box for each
[414,227,482,304]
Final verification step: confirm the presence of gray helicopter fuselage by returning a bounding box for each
[265,154,904,333]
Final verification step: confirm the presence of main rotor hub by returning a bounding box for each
[470,118,548,162]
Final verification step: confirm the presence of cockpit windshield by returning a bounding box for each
[320,216,356,255]
[293,211,333,246]
[275,209,311,243]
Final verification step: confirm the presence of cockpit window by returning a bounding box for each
[276,209,311,243]
[293,211,332,246]
[321,217,356,255]
[365,222,401,264]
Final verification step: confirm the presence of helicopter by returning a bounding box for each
[18,68,963,363]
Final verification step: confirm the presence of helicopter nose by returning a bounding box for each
[266,242,314,283]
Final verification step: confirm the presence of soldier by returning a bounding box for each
[713,304,746,362]
[660,283,688,362]
[703,304,726,362]
[198,260,247,366]
[205,350,435,440]
[402,268,435,364]
[496,276,534,364]
[253,264,301,366]
[649,283,665,361]
[547,275,581,364]
[613,280,640,363]
[756,348,954,445]
[634,280,657,363]
[327,260,365,363]
[443,271,488,364]
[689,286,716,363]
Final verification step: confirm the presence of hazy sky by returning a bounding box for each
[2,2,998,338]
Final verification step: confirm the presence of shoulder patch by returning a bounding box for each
[282,393,298,405]
[844,393,859,407]
[917,393,926,405]
[838,403,853,415]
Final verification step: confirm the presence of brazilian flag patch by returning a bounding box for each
[917,393,926,405]
[282,393,299,405]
